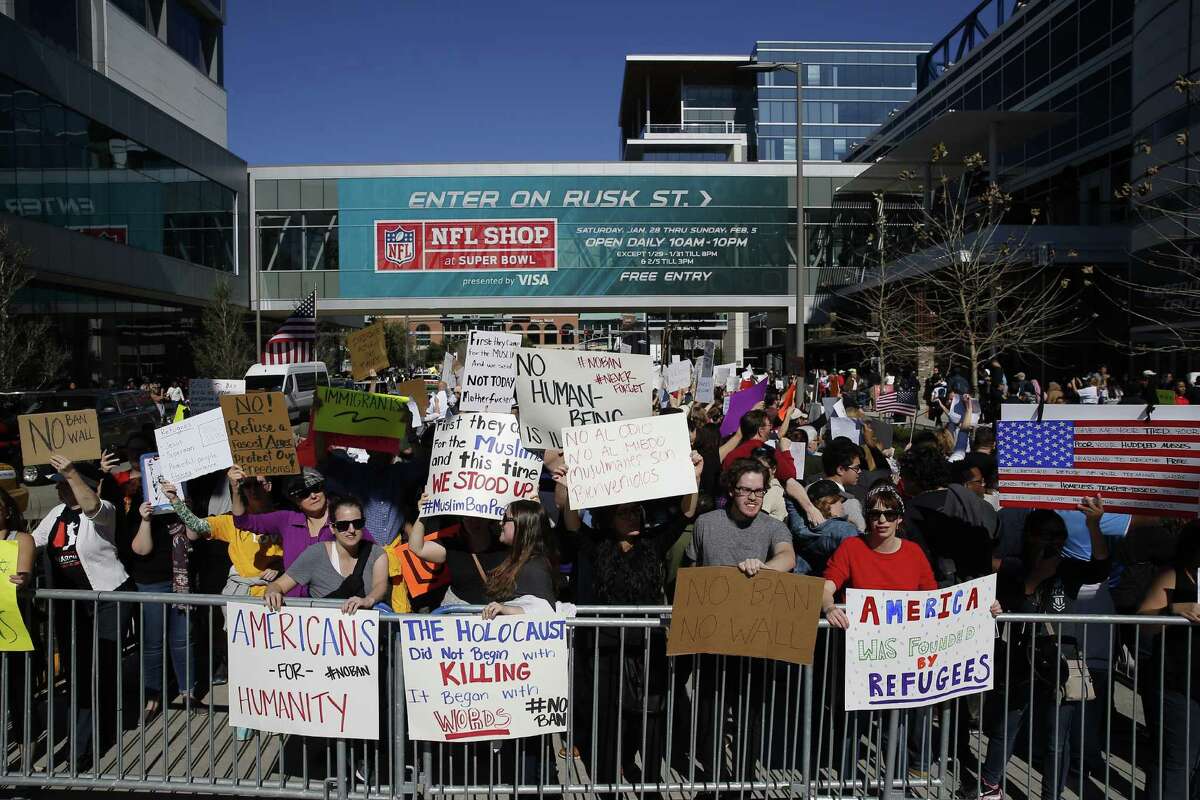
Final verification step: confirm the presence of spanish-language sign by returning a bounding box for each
[719,379,768,437]
[400,614,569,742]
[459,330,522,413]
[396,379,430,418]
[226,602,380,738]
[420,412,542,519]
[18,409,101,466]
[315,387,408,439]
[220,392,298,476]
[140,453,187,514]
[843,575,996,711]
[562,413,696,509]
[188,379,245,414]
[347,322,390,381]
[0,540,33,651]
[153,407,233,484]
[667,567,824,666]
[514,348,654,448]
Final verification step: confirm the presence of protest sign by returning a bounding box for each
[460,330,522,413]
[666,359,692,392]
[0,540,33,651]
[830,416,861,444]
[696,373,715,404]
[667,567,824,666]
[315,387,408,439]
[562,413,696,510]
[400,614,569,742]
[420,412,542,520]
[347,323,390,381]
[619,343,632,354]
[441,353,457,390]
[788,442,807,479]
[227,602,380,738]
[719,379,768,437]
[395,379,429,417]
[188,379,245,414]
[140,453,187,514]
[221,392,298,476]
[843,575,995,710]
[154,408,233,484]
[514,349,654,448]
[18,409,100,466]
[1156,388,1176,406]
[823,397,846,418]
[869,419,895,450]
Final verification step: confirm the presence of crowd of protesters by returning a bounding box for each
[2,357,1198,800]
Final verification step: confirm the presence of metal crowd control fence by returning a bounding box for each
[0,590,1193,800]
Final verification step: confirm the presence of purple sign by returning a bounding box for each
[720,379,769,438]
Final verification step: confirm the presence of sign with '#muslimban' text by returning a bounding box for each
[221,392,298,477]
[400,614,569,742]
[188,379,245,414]
[459,330,522,413]
[843,575,996,711]
[153,408,233,484]
[226,602,380,738]
[514,348,654,449]
[563,413,696,510]
[18,409,101,466]
[420,412,542,520]
[667,567,824,665]
[315,387,409,439]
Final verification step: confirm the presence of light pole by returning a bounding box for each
[740,60,806,398]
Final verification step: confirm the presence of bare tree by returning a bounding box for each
[0,226,68,390]
[193,277,254,378]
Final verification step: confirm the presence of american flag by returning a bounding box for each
[261,290,317,365]
[876,387,917,416]
[997,417,1200,517]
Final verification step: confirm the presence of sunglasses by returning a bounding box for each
[290,482,324,500]
[332,518,365,533]
[865,509,901,522]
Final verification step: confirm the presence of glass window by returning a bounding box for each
[14,0,82,57]
[561,324,575,346]
[295,372,317,392]
[111,0,148,27]
[543,324,558,345]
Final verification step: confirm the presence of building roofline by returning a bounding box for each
[623,54,750,62]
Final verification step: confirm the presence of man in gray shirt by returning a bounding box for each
[685,459,795,576]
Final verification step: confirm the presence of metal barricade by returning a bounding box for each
[0,592,1193,800]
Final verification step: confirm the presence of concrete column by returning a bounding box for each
[723,312,748,365]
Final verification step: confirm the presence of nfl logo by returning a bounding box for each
[383,225,416,266]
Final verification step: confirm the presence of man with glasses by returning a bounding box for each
[819,439,867,532]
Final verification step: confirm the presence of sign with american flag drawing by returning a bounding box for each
[998,404,1200,518]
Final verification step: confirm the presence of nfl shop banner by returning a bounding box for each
[513,348,654,449]
[420,412,542,520]
[998,404,1200,517]
[226,603,380,738]
[843,576,996,711]
[377,220,557,271]
[400,614,569,742]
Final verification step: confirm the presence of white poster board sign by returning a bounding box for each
[459,330,522,413]
[843,575,996,711]
[441,353,457,390]
[829,416,861,444]
[400,614,569,742]
[227,602,380,738]
[666,359,692,392]
[188,379,245,414]
[562,413,696,510]
[420,412,542,519]
[619,343,632,354]
[154,407,233,483]
[514,348,654,449]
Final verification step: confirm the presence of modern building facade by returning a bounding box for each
[0,0,247,383]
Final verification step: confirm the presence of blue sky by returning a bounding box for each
[226,0,972,165]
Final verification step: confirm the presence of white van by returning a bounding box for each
[244,362,330,423]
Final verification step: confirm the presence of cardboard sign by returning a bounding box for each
[420,412,542,520]
[395,379,430,418]
[843,575,996,710]
[0,540,33,651]
[153,407,233,484]
[666,359,692,392]
[514,348,654,449]
[459,330,522,413]
[400,614,569,742]
[563,413,696,510]
[188,379,245,414]
[140,452,187,514]
[347,323,390,381]
[667,567,824,666]
[221,392,298,476]
[719,379,768,437]
[315,387,408,439]
[18,409,101,466]
[227,602,380,738]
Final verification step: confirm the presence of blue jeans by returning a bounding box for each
[1152,689,1200,800]
[136,581,202,699]
[981,691,1078,800]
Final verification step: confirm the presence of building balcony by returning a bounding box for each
[642,122,748,136]
[624,123,749,161]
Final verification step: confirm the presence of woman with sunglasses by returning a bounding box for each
[479,500,558,618]
[231,466,374,597]
[263,497,388,615]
